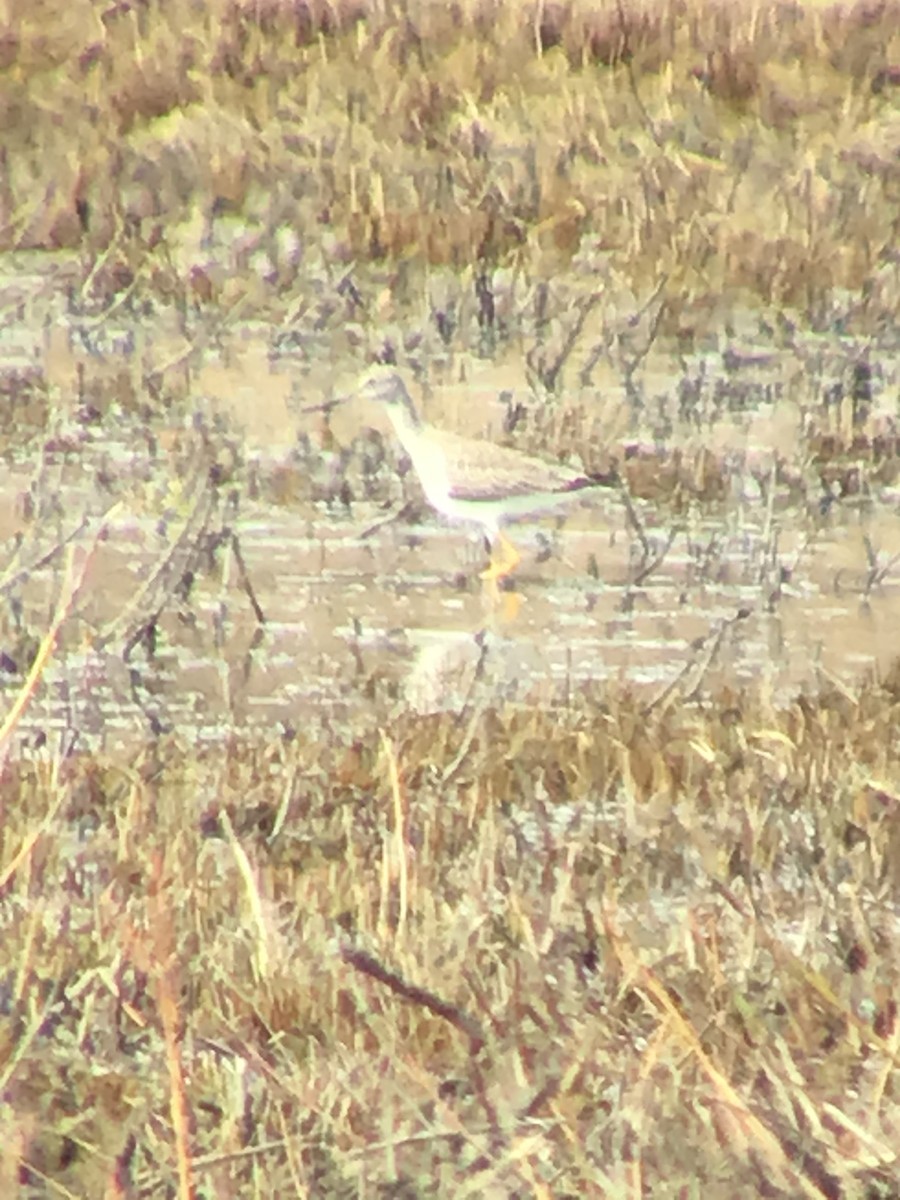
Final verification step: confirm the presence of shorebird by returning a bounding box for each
[352,367,617,585]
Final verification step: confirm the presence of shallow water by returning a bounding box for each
[6,482,900,756]
[1,319,899,753]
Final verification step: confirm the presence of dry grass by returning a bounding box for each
[1,676,900,1194]
[2,0,898,343]
[2,0,900,1196]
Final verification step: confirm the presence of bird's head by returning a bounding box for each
[353,366,420,426]
[356,366,410,404]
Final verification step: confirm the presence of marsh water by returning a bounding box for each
[2,309,899,755]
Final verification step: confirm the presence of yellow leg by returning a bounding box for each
[480,531,522,583]
[480,531,523,617]
[480,568,523,619]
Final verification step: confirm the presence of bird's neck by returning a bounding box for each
[386,401,421,446]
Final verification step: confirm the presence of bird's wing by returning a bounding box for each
[449,471,598,503]
[430,430,592,502]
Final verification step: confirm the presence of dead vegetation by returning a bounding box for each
[1,0,899,342]
[1,0,900,1196]
[2,675,900,1195]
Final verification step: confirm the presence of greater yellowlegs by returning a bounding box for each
[353,367,617,584]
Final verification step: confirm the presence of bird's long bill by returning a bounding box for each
[297,392,352,416]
